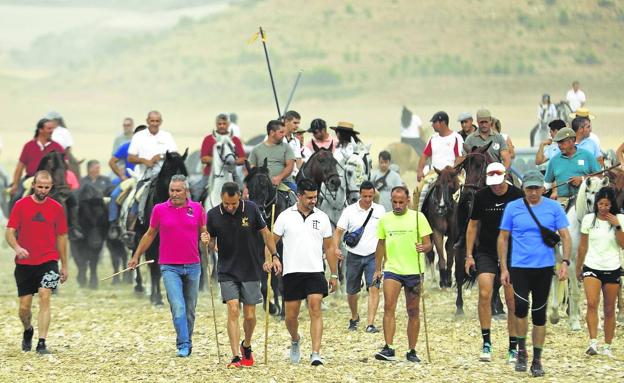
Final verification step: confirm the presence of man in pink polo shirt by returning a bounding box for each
[129,174,209,357]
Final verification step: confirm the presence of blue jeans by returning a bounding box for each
[283,181,297,192]
[108,184,123,222]
[161,263,201,350]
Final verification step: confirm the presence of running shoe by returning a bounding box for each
[22,327,33,352]
[240,341,254,367]
[585,344,599,356]
[310,352,324,366]
[348,316,360,331]
[374,345,396,361]
[479,343,492,362]
[365,324,380,333]
[507,349,518,364]
[405,349,421,363]
[290,336,301,364]
[515,350,528,372]
[227,356,242,368]
[35,343,51,355]
[176,347,190,358]
[530,360,545,377]
[601,346,613,358]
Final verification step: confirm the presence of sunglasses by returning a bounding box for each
[487,170,505,176]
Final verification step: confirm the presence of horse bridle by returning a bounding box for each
[458,151,490,189]
[213,141,237,179]
[248,170,277,220]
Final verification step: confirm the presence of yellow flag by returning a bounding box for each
[247,31,259,45]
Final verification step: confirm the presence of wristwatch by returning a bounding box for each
[272,253,280,260]
[330,274,339,279]
[561,259,570,266]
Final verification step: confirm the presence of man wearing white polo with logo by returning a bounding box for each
[273,178,338,367]
[127,110,178,180]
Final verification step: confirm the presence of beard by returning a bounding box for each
[33,192,47,201]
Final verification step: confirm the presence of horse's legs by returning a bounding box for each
[454,247,465,317]
[72,242,87,288]
[491,278,505,317]
[549,275,560,324]
[426,251,436,286]
[444,234,454,288]
[432,231,447,288]
[110,243,122,285]
[198,246,208,292]
[568,218,582,330]
[149,262,163,306]
[88,250,99,289]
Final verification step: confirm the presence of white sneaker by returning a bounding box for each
[290,335,301,364]
[601,346,613,358]
[585,343,599,356]
[479,344,492,362]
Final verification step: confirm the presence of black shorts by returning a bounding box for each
[283,272,328,301]
[14,261,60,297]
[582,266,621,285]
[475,253,499,276]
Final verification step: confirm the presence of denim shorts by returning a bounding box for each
[346,252,378,295]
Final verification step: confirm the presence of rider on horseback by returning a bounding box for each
[248,120,296,192]
[200,113,246,189]
[464,109,511,168]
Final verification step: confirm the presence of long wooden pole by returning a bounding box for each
[416,208,431,362]
[100,260,153,281]
[264,203,276,365]
[204,244,221,363]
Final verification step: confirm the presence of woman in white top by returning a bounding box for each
[576,187,624,357]
[537,94,557,126]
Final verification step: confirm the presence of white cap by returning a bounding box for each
[485,162,506,186]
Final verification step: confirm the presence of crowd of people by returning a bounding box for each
[4,79,624,376]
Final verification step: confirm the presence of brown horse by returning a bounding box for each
[421,166,460,288]
[295,142,340,193]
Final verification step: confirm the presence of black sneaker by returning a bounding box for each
[365,324,380,333]
[515,350,528,372]
[36,342,51,355]
[530,359,545,377]
[22,327,33,352]
[348,315,360,331]
[406,349,421,363]
[375,345,396,361]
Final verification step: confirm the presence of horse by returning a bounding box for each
[530,101,572,147]
[71,182,107,288]
[421,166,460,289]
[384,142,420,173]
[244,159,292,318]
[549,175,609,330]
[296,142,341,193]
[132,150,188,305]
[0,165,9,225]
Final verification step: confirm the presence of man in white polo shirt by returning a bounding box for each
[273,178,338,367]
[333,180,385,333]
[127,110,178,180]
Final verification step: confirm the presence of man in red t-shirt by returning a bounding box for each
[200,113,246,176]
[6,170,68,355]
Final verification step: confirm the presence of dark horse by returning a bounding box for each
[244,158,291,318]
[296,142,341,194]
[421,166,460,288]
[132,150,188,305]
[36,151,71,209]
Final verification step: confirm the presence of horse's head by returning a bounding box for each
[162,149,189,178]
[457,142,493,188]
[37,150,68,197]
[580,176,610,215]
[342,154,365,204]
[432,166,459,216]
[306,145,340,192]
[244,159,273,211]
[214,134,237,171]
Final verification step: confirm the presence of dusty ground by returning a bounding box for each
[0,241,623,383]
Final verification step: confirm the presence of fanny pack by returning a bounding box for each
[343,208,374,248]
[523,198,561,248]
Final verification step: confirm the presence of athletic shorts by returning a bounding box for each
[582,266,621,285]
[475,253,499,276]
[346,252,378,295]
[383,271,421,295]
[220,280,263,305]
[283,272,328,301]
[14,261,60,297]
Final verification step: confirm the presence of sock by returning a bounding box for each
[509,336,517,351]
[481,329,491,345]
[603,343,611,350]
[517,337,527,352]
[590,338,597,347]
[533,346,543,361]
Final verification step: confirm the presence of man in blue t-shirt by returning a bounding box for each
[544,127,600,200]
[498,170,571,377]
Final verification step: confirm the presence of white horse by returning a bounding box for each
[549,176,609,329]
[204,133,238,210]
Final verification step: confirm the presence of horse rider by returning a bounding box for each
[566,80,586,112]
[537,94,557,128]
[248,119,297,192]
[464,162,523,363]
[306,118,339,153]
[463,109,511,169]
[570,108,601,149]
[107,125,147,239]
[570,113,603,165]
[415,111,464,210]
[491,117,515,160]
[9,118,83,240]
[535,119,565,166]
[228,112,242,139]
[331,121,363,162]
[199,113,246,197]
[457,112,477,141]
[282,110,304,176]
[80,160,113,196]
[111,117,134,159]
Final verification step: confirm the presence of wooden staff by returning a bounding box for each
[416,209,432,363]
[548,162,621,190]
[264,203,276,365]
[204,244,222,363]
[100,260,153,281]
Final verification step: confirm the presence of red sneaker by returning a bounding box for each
[227,356,242,368]
[240,341,254,367]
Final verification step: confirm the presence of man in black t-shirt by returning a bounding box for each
[207,182,281,368]
[464,162,523,364]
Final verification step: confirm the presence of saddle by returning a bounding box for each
[115,177,138,205]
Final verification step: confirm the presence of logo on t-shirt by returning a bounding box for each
[32,212,46,222]
[186,207,194,217]
[312,220,320,230]
[493,143,500,150]
[241,217,249,227]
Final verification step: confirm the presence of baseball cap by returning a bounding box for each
[485,162,506,186]
[522,170,545,188]
[457,112,472,122]
[307,118,326,132]
[430,111,449,124]
[476,109,492,121]
[548,119,566,130]
[553,127,576,142]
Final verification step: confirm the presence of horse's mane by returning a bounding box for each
[244,164,269,184]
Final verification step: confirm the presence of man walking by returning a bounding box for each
[6,170,69,354]
[333,181,385,333]
[207,182,281,368]
[499,170,571,377]
[373,186,433,363]
[128,175,208,357]
[464,162,523,363]
[272,178,338,366]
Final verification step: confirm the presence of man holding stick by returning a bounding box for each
[272,178,338,366]
[128,175,208,357]
[206,182,280,368]
[374,186,432,363]
[6,170,69,354]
